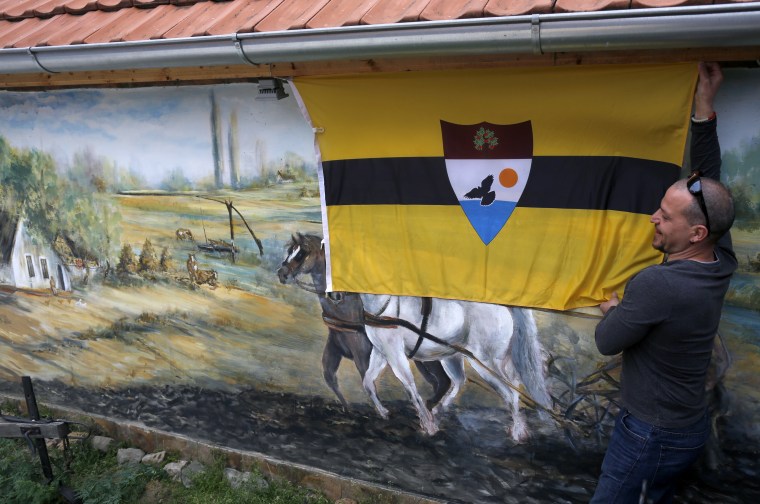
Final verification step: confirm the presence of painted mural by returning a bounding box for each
[0,71,758,503]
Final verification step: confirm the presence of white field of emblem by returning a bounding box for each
[445,159,532,244]
[441,121,534,245]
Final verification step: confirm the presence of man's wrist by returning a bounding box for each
[692,111,717,123]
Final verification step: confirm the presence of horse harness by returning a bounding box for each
[299,280,562,421]
[320,296,433,359]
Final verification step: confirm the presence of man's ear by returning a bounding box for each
[691,224,710,244]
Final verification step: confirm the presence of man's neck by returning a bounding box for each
[666,243,716,263]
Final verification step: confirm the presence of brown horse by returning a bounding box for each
[277,233,451,412]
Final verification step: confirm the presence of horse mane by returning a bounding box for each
[291,232,322,250]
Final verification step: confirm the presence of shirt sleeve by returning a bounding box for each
[594,268,672,356]
[690,118,721,181]
[691,118,736,258]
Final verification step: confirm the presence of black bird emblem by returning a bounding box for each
[464,174,496,206]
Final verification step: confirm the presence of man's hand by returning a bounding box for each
[599,292,619,315]
[694,62,723,120]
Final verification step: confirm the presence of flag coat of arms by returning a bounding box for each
[441,120,533,245]
[292,64,697,310]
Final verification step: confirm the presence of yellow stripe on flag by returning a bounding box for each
[295,64,697,164]
[326,206,659,311]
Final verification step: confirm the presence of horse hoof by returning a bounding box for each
[424,425,439,436]
[431,404,448,420]
[509,424,529,443]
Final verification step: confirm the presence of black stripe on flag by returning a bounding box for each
[322,157,680,215]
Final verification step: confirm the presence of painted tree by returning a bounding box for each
[117,244,137,274]
[1,135,122,265]
[159,247,172,272]
[139,238,158,273]
[209,91,225,189]
[160,168,192,192]
[228,110,240,189]
[254,138,268,182]
[724,135,760,230]
[0,136,14,210]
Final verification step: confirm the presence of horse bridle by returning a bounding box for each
[280,246,323,294]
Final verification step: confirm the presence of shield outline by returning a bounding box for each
[440,120,534,245]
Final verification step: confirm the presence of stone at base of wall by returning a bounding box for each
[0,393,444,504]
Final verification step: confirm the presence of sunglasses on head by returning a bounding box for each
[687,171,711,233]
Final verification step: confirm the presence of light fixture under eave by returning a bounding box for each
[256,78,289,100]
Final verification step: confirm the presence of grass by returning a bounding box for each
[0,433,333,504]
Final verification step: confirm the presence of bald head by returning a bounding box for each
[671,177,734,243]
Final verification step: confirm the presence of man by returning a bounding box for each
[590,62,737,504]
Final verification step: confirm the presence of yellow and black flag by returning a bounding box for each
[292,64,697,310]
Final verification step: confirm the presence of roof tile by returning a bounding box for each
[32,0,67,18]
[96,0,134,12]
[485,0,554,16]
[134,0,170,5]
[361,0,432,25]
[123,4,201,40]
[555,0,630,12]
[11,11,84,46]
[0,16,54,48]
[0,0,19,14]
[632,0,711,7]
[306,0,379,28]
[421,0,488,21]
[84,4,158,42]
[63,0,102,15]
[206,0,284,35]
[47,10,121,46]
[162,1,241,37]
[255,0,331,31]
[4,0,57,20]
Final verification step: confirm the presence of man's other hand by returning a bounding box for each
[599,292,620,315]
[694,62,723,120]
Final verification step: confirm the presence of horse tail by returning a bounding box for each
[510,307,551,418]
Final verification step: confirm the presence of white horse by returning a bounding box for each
[361,294,551,442]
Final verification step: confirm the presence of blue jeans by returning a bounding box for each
[590,409,709,504]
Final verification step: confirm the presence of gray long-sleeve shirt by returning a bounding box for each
[594,119,737,428]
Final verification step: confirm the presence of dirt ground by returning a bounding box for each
[0,377,757,504]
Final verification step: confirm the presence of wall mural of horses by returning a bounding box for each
[1,74,759,503]
[277,232,553,442]
[276,233,453,415]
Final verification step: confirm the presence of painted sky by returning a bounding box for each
[716,69,760,155]
[1,70,757,187]
[0,82,316,186]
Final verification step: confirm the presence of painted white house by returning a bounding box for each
[0,213,71,293]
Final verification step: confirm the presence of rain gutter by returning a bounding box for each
[3,3,760,75]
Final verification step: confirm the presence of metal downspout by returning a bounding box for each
[2,3,760,75]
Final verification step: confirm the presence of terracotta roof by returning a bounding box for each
[0,0,754,50]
